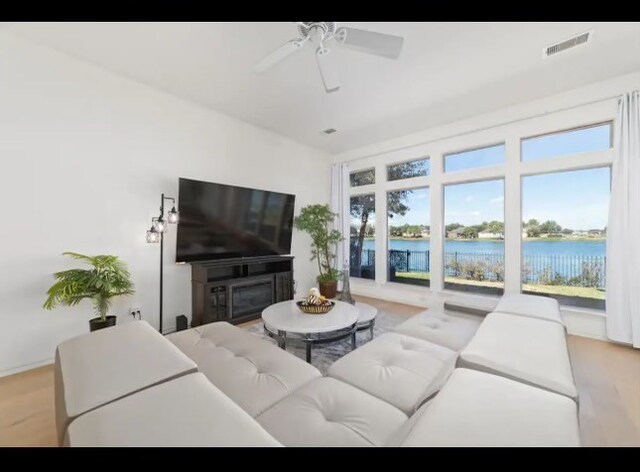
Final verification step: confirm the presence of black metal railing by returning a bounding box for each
[349,248,606,288]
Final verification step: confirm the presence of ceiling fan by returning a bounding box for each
[252,22,404,93]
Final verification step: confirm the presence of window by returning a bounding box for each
[350,194,376,280]
[350,168,375,187]
[343,102,614,313]
[387,158,430,181]
[521,167,610,309]
[522,123,612,162]
[444,179,504,295]
[388,188,430,287]
[444,144,505,173]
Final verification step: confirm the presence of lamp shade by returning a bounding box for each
[146,228,160,243]
[153,217,166,233]
[168,206,179,224]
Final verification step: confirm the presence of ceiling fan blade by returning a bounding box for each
[252,40,305,73]
[315,47,341,93]
[335,27,404,59]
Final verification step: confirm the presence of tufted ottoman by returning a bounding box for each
[327,333,457,415]
[257,377,407,446]
[458,312,578,401]
[393,308,482,351]
[494,293,563,325]
[65,373,281,447]
[55,320,197,445]
[390,369,580,447]
[166,322,321,417]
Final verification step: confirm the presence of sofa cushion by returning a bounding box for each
[65,373,281,447]
[458,312,577,401]
[393,308,482,351]
[55,320,197,445]
[257,377,407,447]
[494,293,563,325]
[167,322,321,417]
[327,333,457,415]
[443,296,496,317]
[394,369,580,447]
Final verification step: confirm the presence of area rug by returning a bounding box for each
[245,309,413,374]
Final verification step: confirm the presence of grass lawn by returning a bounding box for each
[394,271,604,300]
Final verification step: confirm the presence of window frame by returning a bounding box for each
[386,186,432,288]
[349,167,376,188]
[442,178,505,295]
[386,156,431,182]
[344,98,615,311]
[443,141,506,174]
[520,121,613,163]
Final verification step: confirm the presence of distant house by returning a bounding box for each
[421,229,430,237]
[447,228,465,239]
[573,230,588,237]
[588,229,605,237]
[478,231,502,239]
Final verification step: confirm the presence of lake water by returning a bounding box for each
[362,239,606,257]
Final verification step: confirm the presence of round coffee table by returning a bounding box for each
[262,300,359,363]
[355,302,378,340]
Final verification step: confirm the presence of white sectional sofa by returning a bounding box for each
[54,293,580,447]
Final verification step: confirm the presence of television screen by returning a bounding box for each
[176,178,296,263]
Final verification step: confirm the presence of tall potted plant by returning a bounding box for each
[293,204,343,298]
[44,252,135,332]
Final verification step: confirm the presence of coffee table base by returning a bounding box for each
[356,319,375,341]
[264,322,358,363]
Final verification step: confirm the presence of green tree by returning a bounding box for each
[461,227,479,239]
[486,220,504,236]
[446,223,463,233]
[524,219,541,237]
[540,220,562,234]
[561,228,573,235]
[294,204,344,283]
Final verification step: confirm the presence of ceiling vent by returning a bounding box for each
[543,30,593,58]
[322,128,337,135]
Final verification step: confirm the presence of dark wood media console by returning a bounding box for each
[190,255,294,327]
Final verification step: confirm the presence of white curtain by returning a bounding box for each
[331,163,350,283]
[606,91,640,348]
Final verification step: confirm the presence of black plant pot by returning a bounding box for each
[89,315,117,332]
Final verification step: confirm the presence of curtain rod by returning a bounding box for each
[343,93,623,163]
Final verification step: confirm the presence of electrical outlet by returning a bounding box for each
[129,307,141,319]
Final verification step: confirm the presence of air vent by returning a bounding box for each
[543,30,593,58]
[322,128,337,135]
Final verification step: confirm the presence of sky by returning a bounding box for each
[364,124,611,230]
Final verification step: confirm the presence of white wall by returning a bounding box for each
[0,32,332,377]
[335,71,640,341]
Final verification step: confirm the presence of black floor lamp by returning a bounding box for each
[146,193,179,334]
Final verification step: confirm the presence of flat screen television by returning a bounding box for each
[175,178,296,263]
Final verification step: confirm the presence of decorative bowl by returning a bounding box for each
[296,300,335,315]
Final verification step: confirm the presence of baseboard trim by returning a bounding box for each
[0,358,53,379]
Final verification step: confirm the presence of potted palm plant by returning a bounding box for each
[293,204,344,298]
[44,252,135,332]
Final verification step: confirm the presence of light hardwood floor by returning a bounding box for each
[1,295,638,447]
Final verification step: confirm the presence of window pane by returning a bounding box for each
[444,179,504,295]
[350,169,375,187]
[388,188,430,287]
[350,194,376,280]
[522,167,609,310]
[444,144,505,173]
[522,123,612,162]
[387,158,430,181]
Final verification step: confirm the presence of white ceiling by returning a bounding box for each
[6,22,640,154]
